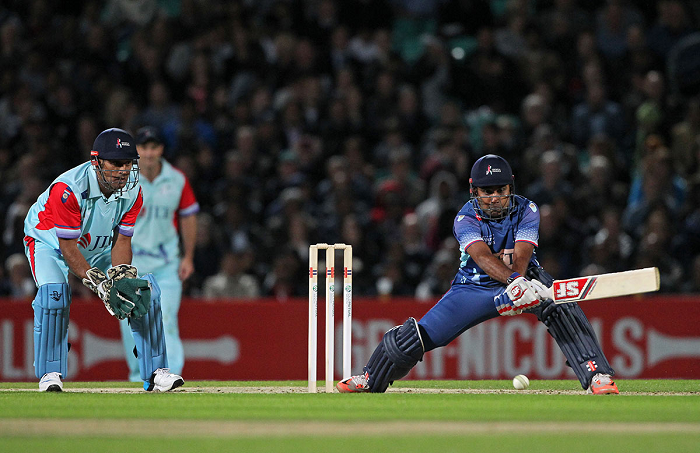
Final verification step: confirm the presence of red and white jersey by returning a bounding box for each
[24,161,143,260]
[131,159,199,271]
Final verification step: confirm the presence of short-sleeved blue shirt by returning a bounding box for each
[452,195,540,287]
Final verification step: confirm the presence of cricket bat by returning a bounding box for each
[551,267,660,304]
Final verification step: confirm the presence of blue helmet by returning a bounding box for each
[469,154,515,220]
[90,128,140,195]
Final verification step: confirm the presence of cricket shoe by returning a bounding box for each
[587,373,619,395]
[144,368,184,392]
[336,371,370,393]
[39,372,63,392]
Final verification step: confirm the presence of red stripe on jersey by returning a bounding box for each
[24,236,37,283]
[35,182,81,232]
[178,175,198,211]
[119,187,143,229]
[173,169,199,231]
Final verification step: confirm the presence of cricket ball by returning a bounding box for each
[512,374,529,390]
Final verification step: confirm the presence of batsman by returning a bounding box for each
[338,154,618,394]
[23,128,184,392]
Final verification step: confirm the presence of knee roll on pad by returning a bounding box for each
[365,317,425,393]
[129,273,167,380]
[33,283,71,378]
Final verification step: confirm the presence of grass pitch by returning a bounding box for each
[1,380,698,453]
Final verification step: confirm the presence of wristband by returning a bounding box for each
[506,272,521,285]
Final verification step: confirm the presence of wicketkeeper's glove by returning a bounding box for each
[111,277,152,319]
[82,264,139,319]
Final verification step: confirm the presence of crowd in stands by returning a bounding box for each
[1,0,699,300]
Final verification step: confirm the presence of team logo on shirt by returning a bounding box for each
[529,202,537,212]
[457,215,465,222]
[77,233,91,248]
[61,189,71,203]
[77,233,113,251]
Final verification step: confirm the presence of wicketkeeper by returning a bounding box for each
[338,154,618,394]
[23,128,184,392]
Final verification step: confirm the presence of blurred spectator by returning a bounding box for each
[633,206,684,292]
[5,253,34,299]
[623,147,686,236]
[415,248,455,301]
[535,203,582,278]
[203,250,261,299]
[680,255,700,293]
[581,208,634,274]
[670,96,700,177]
[595,0,644,62]
[524,150,574,207]
[262,246,304,301]
[570,82,625,150]
[415,171,460,240]
[647,0,696,61]
[191,212,224,293]
[572,155,628,224]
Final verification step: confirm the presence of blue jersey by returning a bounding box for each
[452,195,540,287]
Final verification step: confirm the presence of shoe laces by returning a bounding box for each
[351,372,369,388]
[591,373,613,385]
[154,368,171,376]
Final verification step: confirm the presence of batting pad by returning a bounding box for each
[32,283,71,378]
[526,265,614,389]
[128,273,168,381]
[365,317,424,393]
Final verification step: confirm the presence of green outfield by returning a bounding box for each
[1,380,699,453]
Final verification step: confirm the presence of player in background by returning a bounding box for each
[119,126,199,381]
[24,128,183,392]
[337,154,619,395]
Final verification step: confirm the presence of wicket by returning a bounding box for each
[308,243,352,393]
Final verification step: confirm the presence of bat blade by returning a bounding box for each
[552,267,660,304]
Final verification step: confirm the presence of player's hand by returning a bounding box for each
[107,264,138,281]
[111,278,152,319]
[496,275,541,316]
[82,267,113,307]
[178,257,194,281]
[529,279,553,301]
[83,265,140,319]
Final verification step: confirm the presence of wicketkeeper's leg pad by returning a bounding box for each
[365,317,425,393]
[526,265,614,389]
[128,273,168,382]
[32,283,71,378]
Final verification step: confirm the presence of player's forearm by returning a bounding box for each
[58,238,91,279]
[511,242,534,277]
[111,234,133,267]
[179,214,197,260]
[511,254,530,277]
[474,253,517,284]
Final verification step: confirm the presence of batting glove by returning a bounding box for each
[495,273,542,316]
[529,279,553,301]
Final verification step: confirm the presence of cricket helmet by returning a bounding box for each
[90,128,140,195]
[469,154,515,220]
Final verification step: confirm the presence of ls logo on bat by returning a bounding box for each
[553,277,598,302]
